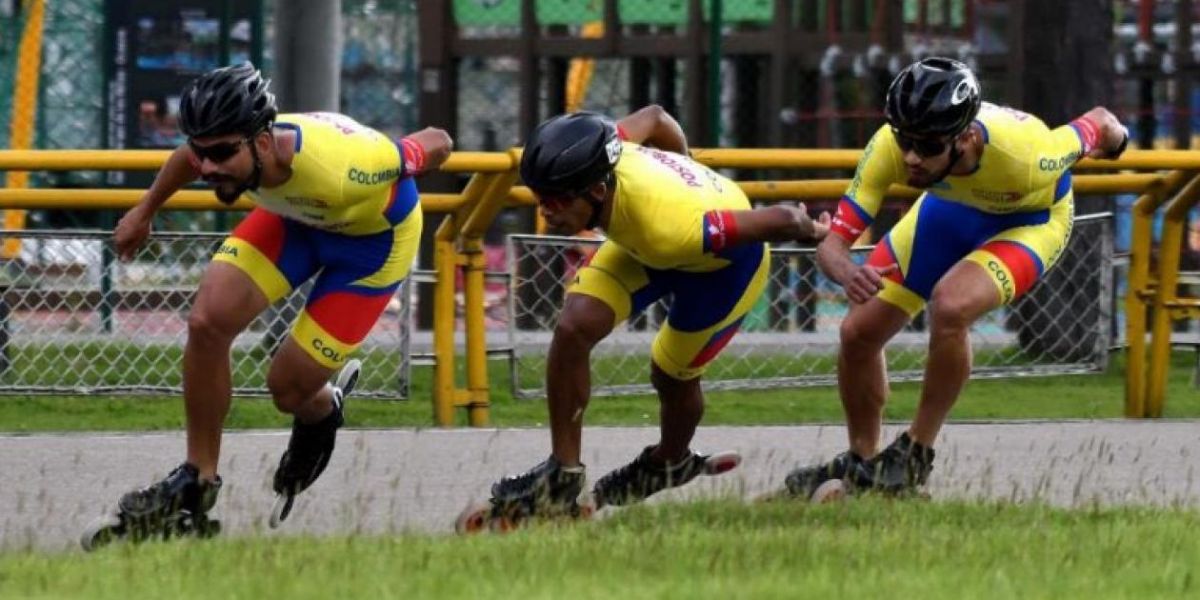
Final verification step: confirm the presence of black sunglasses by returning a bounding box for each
[892,129,952,159]
[189,137,249,163]
[534,191,575,211]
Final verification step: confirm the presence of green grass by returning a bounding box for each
[0,352,1196,432]
[1,499,1197,598]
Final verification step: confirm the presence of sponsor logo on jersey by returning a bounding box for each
[286,196,329,208]
[347,167,401,186]
[638,147,703,188]
[311,338,344,364]
[1039,151,1080,172]
[971,189,1022,204]
[986,259,1014,303]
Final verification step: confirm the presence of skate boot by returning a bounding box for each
[781,450,864,500]
[455,456,587,533]
[268,359,359,528]
[81,462,222,551]
[591,445,741,508]
[850,432,935,495]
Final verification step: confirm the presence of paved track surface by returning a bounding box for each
[3,421,1199,552]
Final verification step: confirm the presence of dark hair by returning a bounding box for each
[885,57,981,138]
[520,112,622,196]
[179,63,277,138]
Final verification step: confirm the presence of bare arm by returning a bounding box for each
[114,144,202,261]
[402,127,454,174]
[816,234,860,285]
[142,144,203,214]
[1078,106,1128,159]
[616,104,688,154]
[727,204,830,244]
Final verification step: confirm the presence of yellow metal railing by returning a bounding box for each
[3,148,1200,424]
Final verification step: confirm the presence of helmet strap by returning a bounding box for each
[930,139,963,184]
[585,198,603,230]
[246,139,264,191]
[583,173,613,230]
[220,132,265,205]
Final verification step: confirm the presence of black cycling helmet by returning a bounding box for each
[885,57,981,138]
[520,112,621,197]
[179,63,277,139]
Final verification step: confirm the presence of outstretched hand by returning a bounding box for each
[779,203,831,242]
[113,206,153,262]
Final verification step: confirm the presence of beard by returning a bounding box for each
[209,179,244,205]
[906,173,936,188]
[214,185,242,205]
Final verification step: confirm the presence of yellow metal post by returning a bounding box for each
[432,225,459,427]
[457,165,520,427]
[430,173,496,426]
[462,249,489,426]
[1124,171,1191,416]
[1146,176,1200,417]
[4,0,46,259]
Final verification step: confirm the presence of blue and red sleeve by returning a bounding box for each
[830,195,873,243]
[1068,116,1101,155]
[399,137,427,178]
[702,209,740,253]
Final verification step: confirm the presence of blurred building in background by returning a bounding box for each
[1,0,1198,328]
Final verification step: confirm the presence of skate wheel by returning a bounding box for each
[489,514,519,533]
[80,513,124,552]
[753,488,793,504]
[702,451,742,476]
[810,479,847,504]
[269,493,295,529]
[454,502,493,535]
[576,502,596,520]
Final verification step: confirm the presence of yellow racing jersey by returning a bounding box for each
[831,102,1099,242]
[247,112,415,236]
[605,143,755,272]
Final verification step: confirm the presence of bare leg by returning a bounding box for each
[266,337,339,423]
[650,363,703,463]
[909,261,1001,446]
[547,294,615,466]
[184,262,271,480]
[837,298,910,458]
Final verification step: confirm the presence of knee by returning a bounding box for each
[267,372,312,414]
[186,308,237,348]
[928,287,975,333]
[552,315,604,354]
[839,316,886,355]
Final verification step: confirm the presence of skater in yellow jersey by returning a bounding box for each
[460,106,829,532]
[782,58,1129,500]
[83,63,452,549]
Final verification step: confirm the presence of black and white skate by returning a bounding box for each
[849,432,935,496]
[756,450,864,503]
[456,456,588,534]
[269,358,359,528]
[591,446,741,509]
[81,463,222,551]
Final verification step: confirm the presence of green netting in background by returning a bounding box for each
[452,0,778,27]
[39,0,105,186]
[340,0,420,139]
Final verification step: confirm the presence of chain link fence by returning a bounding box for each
[506,214,1113,398]
[0,230,412,397]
